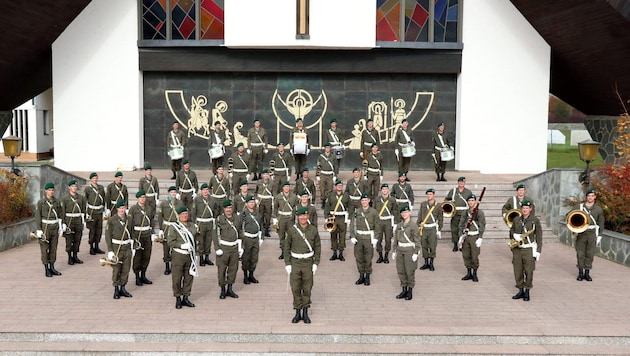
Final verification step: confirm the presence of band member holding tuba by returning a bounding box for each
[294,167,316,206]
[105,171,128,214]
[374,183,398,264]
[365,143,383,201]
[432,122,453,182]
[35,182,64,277]
[502,184,536,226]
[139,165,160,224]
[191,183,216,267]
[157,186,183,275]
[209,165,231,218]
[84,172,106,255]
[61,179,87,265]
[445,177,472,252]
[316,142,337,209]
[325,179,350,261]
[270,142,293,194]
[167,205,198,309]
[167,121,187,179]
[273,181,300,259]
[241,195,263,284]
[569,188,605,282]
[394,118,415,178]
[284,206,321,324]
[129,190,156,286]
[345,168,368,218]
[255,168,274,237]
[246,117,268,181]
[509,200,542,301]
[391,172,414,212]
[360,118,380,161]
[350,194,379,286]
[106,199,133,299]
[392,205,421,300]
[176,159,199,211]
[214,199,243,299]
[324,118,344,175]
[459,194,485,282]
[289,118,309,180]
[209,120,228,175]
[417,188,443,271]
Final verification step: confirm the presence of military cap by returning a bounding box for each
[114,199,126,208]
[237,142,244,148]
[282,181,291,187]
[114,171,123,177]
[182,159,190,165]
[438,122,444,127]
[277,142,285,146]
[217,165,224,169]
[360,193,370,199]
[44,182,55,190]
[297,207,309,215]
[516,184,526,190]
[426,188,435,194]
[381,183,389,188]
[330,118,337,123]
[467,194,477,200]
[176,206,188,214]
[398,172,407,177]
[168,185,177,192]
[301,167,309,172]
[239,180,248,186]
[401,118,408,123]
[335,179,343,185]
[200,183,209,190]
[371,143,378,147]
[521,200,532,207]
[323,142,331,147]
[222,199,233,207]
[245,195,255,202]
[89,172,98,179]
[173,121,178,125]
[67,179,77,186]
[253,117,260,123]
[585,188,596,195]
[353,168,360,172]
[457,176,466,182]
[367,118,373,122]
[144,165,152,170]
[296,118,303,122]
[136,190,146,198]
[214,120,221,125]
[299,189,309,196]
[262,168,269,174]
[400,205,410,213]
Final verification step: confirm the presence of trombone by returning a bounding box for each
[566,209,589,233]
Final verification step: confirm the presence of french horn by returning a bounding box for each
[99,255,120,267]
[441,201,456,218]
[324,216,336,232]
[566,209,589,233]
[504,209,522,228]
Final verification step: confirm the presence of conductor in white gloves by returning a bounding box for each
[458,194,485,282]
[35,182,64,278]
[214,199,242,299]
[509,200,542,302]
[284,207,321,324]
[393,205,421,300]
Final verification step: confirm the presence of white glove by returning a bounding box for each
[36,230,43,238]
[238,248,244,258]
[180,242,192,250]
[259,239,263,247]
[359,152,364,159]
[392,223,397,231]
[192,192,197,199]
[151,234,158,242]
[176,193,181,200]
[409,205,413,212]
[290,149,294,155]
[125,209,129,215]
[246,148,251,155]
[108,251,115,260]
[534,251,541,261]
[312,264,317,274]
[333,176,336,182]
[457,235,465,249]
[513,233,522,242]
[104,209,111,217]
[131,248,136,257]
[475,238,483,248]
[436,231,442,239]
[351,237,358,245]
[61,224,67,233]
[411,141,416,147]
[156,199,160,207]
[316,176,320,181]
[306,148,310,156]
[412,254,418,262]
[394,149,399,159]
[272,217,278,226]
[597,236,602,246]
[216,249,224,256]
[246,174,251,181]
[158,230,164,237]
[228,173,233,179]
[380,176,383,182]
[363,175,368,181]
[371,238,378,248]
[285,265,292,274]
[264,149,269,154]
[82,221,87,230]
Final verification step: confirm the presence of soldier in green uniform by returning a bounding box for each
[167,121,187,179]
[458,194,485,282]
[432,122,452,182]
[273,181,300,259]
[324,118,344,175]
[84,172,106,255]
[445,177,472,252]
[393,205,421,300]
[391,172,414,211]
[191,183,216,267]
[247,117,268,180]
[139,165,160,223]
[176,159,199,211]
[294,168,316,205]
[105,171,128,213]
[209,165,231,218]
[241,195,263,284]
[570,188,605,281]
[167,205,198,309]
[230,142,251,196]
[61,179,87,265]
[284,206,321,324]
[351,194,379,286]
[345,168,368,218]
[255,168,274,237]
[215,199,243,299]
[289,118,310,180]
[209,120,228,175]
[234,180,250,213]
[296,189,318,225]
[374,183,398,264]
[325,179,350,261]
[106,199,133,299]
[270,142,293,194]
[509,200,542,301]
[129,190,155,286]
[365,143,383,201]
[35,182,64,277]
[502,184,536,220]
[417,188,443,271]
[360,118,380,161]
[316,142,337,209]
[157,186,183,275]
[394,118,415,177]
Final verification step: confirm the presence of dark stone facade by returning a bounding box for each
[584,115,626,163]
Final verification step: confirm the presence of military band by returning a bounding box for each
[106,199,133,299]
[273,181,300,259]
[35,182,64,277]
[157,186,183,275]
[214,199,242,299]
[571,188,605,282]
[459,194,485,282]
[350,194,378,286]
[175,159,199,210]
[129,190,155,286]
[270,142,293,194]
[105,171,128,212]
[209,120,228,175]
[230,143,251,195]
[296,189,318,225]
[326,179,350,261]
[167,205,198,308]
[417,188,443,271]
[509,200,542,301]
[167,121,187,179]
[209,165,231,218]
[247,117,268,180]
[502,183,536,218]
[393,205,421,300]
[241,195,263,284]
[316,142,338,209]
[84,172,106,255]
[374,183,398,264]
[432,122,452,182]
[289,118,309,180]
[294,167,316,205]
[61,179,86,265]
[445,177,472,252]
[345,168,368,218]
[191,183,216,267]
[255,168,274,237]
[391,172,414,212]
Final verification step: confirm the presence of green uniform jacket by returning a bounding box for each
[351,207,379,236]
[416,200,443,231]
[105,182,128,210]
[191,195,215,222]
[231,151,251,172]
[459,208,486,238]
[167,129,187,148]
[158,198,183,229]
[274,192,300,219]
[255,178,275,200]
[167,221,197,251]
[247,127,268,149]
[374,194,400,224]
[366,151,383,175]
[234,193,249,213]
[325,191,350,216]
[241,208,263,237]
[395,127,414,146]
[391,182,414,207]
[176,169,199,194]
[283,223,321,266]
[270,150,293,176]
[294,177,316,200]
[35,196,62,230]
[573,202,605,237]
[128,203,154,234]
[510,214,543,253]
[317,152,338,174]
[215,214,243,246]
[445,187,472,211]
[295,204,318,226]
[361,128,380,151]
[393,220,421,254]
[60,192,87,224]
[502,195,536,216]
[324,127,344,148]
[106,213,132,252]
[83,183,106,215]
[139,175,160,200]
[432,130,451,150]
[209,174,231,199]
[209,128,227,147]
[345,178,368,201]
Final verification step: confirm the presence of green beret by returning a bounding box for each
[458,176,466,182]
[114,171,123,177]
[136,190,146,198]
[296,118,303,122]
[253,117,260,123]
[521,200,532,207]
[467,194,476,200]
[438,122,444,127]
[371,143,378,147]
[299,189,309,196]
[398,172,406,177]
[245,195,255,202]
[217,165,224,169]
[168,186,177,192]
[262,168,269,174]
[173,121,178,125]
[282,181,290,187]
[335,179,343,185]
[200,183,209,190]
[182,159,190,165]
[214,121,221,125]
[237,142,244,148]
[330,118,337,123]
[367,118,373,122]
[360,193,370,199]
[114,199,126,209]
[401,118,408,123]
[89,172,98,179]
[222,199,233,207]
[585,188,596,195]
[381,183,389,189]
[400,205,410,213]
[323,142,331,147]
[296,207,309,215]
[516,184,525,190]
[301,167,309,172]
[67,179,77,186]
[277,142,285,146]
[353,168,360,172]
[426,188,435,194]
[144,165,152,170]
[239,180,248,186]
[44,182,55,190]
[176,206,188,214]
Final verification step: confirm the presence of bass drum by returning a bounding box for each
[208,145,225,159]
[440,148,454,162]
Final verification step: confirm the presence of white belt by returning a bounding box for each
[87,204,104,210]
[233,168,248,173]
[258,195,273,199]
[356,230,374,236]
[250,142,265,147]
[66,213,83,218]
[244,231,260,238]
[219,239,239,246]
[196,217,214,223]
[398,242,415,248]
[278,211,293,216]
[291,251,314,259]
[367,167,380,173]
[396,199,409,203]
[379,216,394,221]
[333,212,348,216]
[42,219,59,225]
[320,171,334,175]
[110,200,118,205]
[112,239,132,245]
[467,231,479,236]
[146,193,158,198]
[173,248,190,255]
[587,225,597,230]
[179,188,194,193]
[363,142,373,147]
[275,167,288,171]
[424,223,438,228]
[456,207,467,211]
[134,226,151,232]
[163,221,176,226]
[519,243,535,249]
[211,194,226,199]
[350,196,361,201]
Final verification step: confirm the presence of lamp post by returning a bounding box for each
[2,135,23,175]
[578,139,600,189]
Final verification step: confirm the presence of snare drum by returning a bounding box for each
[333,145,344,159]
[440,148,454,161]
[401,144,416,158]
[293,133,307,154]
[168,146,184,160]
[208,145,224,159]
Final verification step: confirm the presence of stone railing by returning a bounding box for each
[0,217,35,252]
[559,223,630,267]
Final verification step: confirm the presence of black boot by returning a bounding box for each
[436,172,440,182]
[170,172,176,180]
[164,262,171,275]
[364,273,371,286]
[45,264,52,278]
[376,251,384,263]
[206,255,214,266]
[175,296,182,309]
[278,252,284,260]
[49,263,62,276]
[200,254,206,266]
[355,273,365,285]
[94,243,105,254]
[453,242,459,252]
[396,286,408,299]
[119,285,132,297]
[113,286,120,299]
[226,284,239,298]
[291,309,302,323]
[330,250,338,261]
[472,268,479,282]
[523,289,530,301]
[243,270,251,284]
[584,269,592,281]
[68,251,74,265]
[302,307,311,324]
[140,270,153,284]
[512,288,525,299]
[90,243,96,255]
[383,252,389,264]
[577,269,584,281]
[461,268,472,281]
[220,285,227,299]
[135,271,143,286]
[73,251,83,264]
[405,287,413,300]
[338,250,345,261]
[419,258,430,270]
[429,257,435,271]
[182,296,195,307]
[264,228,270,237]
[249,270,259,284]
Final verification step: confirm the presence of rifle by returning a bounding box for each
[457,187,486,249]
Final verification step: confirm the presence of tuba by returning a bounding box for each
[504,209,522,228]
[441,201,456,218]
[566,209,589,233]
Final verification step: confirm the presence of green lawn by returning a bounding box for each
[547,144,604,169]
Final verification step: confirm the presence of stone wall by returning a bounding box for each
[584,115,622,163]
[559,224,630,267]
[0,217,35,252]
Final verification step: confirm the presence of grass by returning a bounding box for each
[547,144,604,169]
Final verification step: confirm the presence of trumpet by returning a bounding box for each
[566,209,589,233]
[29,231,49,243]
[441,201,456,218]
[324,216,336,232]
[504,209,522,228]
[99,255,120,267]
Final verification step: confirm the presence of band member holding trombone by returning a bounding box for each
[130,190,155,286]
[351,194,378,286]
[106,199,133,299]
[157,186,183,275]
[325,179,350,261]
[84,172,106,255]
[215,199,243,299]
[509,200,542,301]
[35,182,64,277]
[445,177,472,252]
[393,205,420,300]
[255,168,274,237]
[569,188,605,282]
[61,179,87,265]
[459,194,485,282]
[374,183,398,264]
[417,188,443,271]
[167,205,198,309]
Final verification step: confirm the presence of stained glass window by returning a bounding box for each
[377,0,401,42]
[378,0,459,43]
[172,0,196,40]
[142,0,167,40]
[404,0,430,42]
[434,0,458,42]
[200,0,224,39]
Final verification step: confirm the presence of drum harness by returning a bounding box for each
[319,153,335,175]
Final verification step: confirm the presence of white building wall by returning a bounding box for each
[2,89,53,155]
[52,0,141,172]
[457,0,550,174]
[225,0,375,49]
